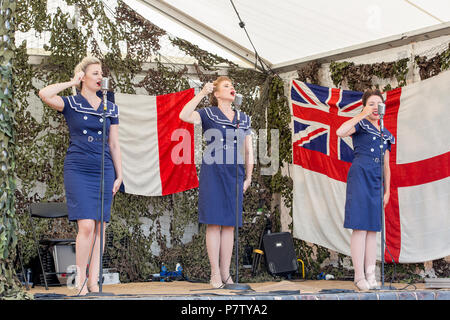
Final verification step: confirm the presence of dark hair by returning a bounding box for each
[362,89,384,106]
[209,76,232,106]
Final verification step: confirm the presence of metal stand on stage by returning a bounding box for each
[377,102,396,291]
[88,77,114,297]
[223,94,251,291]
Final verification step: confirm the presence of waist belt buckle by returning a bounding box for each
[374,157,379,163]
[88,136,94,142]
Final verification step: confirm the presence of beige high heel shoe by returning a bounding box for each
[365,265,378,289]
[221,274,234,285]
[354,278,370,291]
[210,272,223,289]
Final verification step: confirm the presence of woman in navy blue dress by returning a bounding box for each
[337,89,395,291]
[39,57,122,295]
[180,76,253,288]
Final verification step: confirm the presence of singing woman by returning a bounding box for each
[336,89,395,291]
[39,57,122,295]
[179,76,253,288]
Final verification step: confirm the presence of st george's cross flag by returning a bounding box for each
[290,70,450,263]
[114,89,199,196]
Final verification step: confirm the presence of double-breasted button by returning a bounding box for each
[83,130,87,134]
[370,148,374,152]
[100,118,104,123]
[373,136,376,140]
[98,131,102,135]
[83,115,88,120]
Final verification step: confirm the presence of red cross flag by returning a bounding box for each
[290,70,450,263]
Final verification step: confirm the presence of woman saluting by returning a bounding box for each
[39,57,122,295]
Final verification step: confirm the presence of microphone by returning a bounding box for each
[101,77,109,112]
[234,93,243,124]
[234,93,243,108]
[101,77,110,92]
[378,102,386,117]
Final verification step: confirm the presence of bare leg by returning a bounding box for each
[206,224,222,287]
[87,221,107,292]
[351,229,370,290]
[364,231,378,288]
[219,226,234,284]
[75,219,95,295]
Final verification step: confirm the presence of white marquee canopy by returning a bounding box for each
[126,0,450,72]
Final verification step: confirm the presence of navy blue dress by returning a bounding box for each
[343,119,395,232]
[59,94,119,222]
[197,107,252,227]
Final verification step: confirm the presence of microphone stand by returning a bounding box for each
[223,107,251,291]
[378,110,396,291]
[88,81,114,296]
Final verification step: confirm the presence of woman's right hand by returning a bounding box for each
[200,82,214,96]
[71,71,85,87]
[362,104,377,117]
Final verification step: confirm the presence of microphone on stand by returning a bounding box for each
[378,102,386,131]
[234,93,243,108]
[89,76,114,296]
[376,101,395,290]
[224,92,251,291]
[234,93,243,124]
[377,102,386,117]
[101,77,110,111]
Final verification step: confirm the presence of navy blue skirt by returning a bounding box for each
[198,162,245,227]
[343,156,382,232]
[64,150,115,223]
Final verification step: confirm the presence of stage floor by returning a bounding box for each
[26,279,450,300]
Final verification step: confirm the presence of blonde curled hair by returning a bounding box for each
[72,56,102,95]
[209,76,232,106]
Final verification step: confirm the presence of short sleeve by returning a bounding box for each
[197,108,210,130]
[110,104,119,125]
[351,122,362,136]
[245,116,252,136]
[110,116,119,125]
[59,96,71,114]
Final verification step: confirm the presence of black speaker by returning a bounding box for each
[262,232,298,276]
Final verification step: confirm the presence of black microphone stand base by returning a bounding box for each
[223,283,252,291]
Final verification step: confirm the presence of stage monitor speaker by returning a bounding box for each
[262,232,298,276]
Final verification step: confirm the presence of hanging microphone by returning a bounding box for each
[378,102,386,117]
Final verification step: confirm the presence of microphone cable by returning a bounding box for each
[229,0,274,75]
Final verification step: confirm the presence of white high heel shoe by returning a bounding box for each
[354,278,370,291]
[209,272,223,289]
[365,265,379,289]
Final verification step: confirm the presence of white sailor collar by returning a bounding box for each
[359,119,395,144]
[67,94,119,118]
[205,106,251,129]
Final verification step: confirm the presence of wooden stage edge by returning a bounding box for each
[26,280,450,300]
